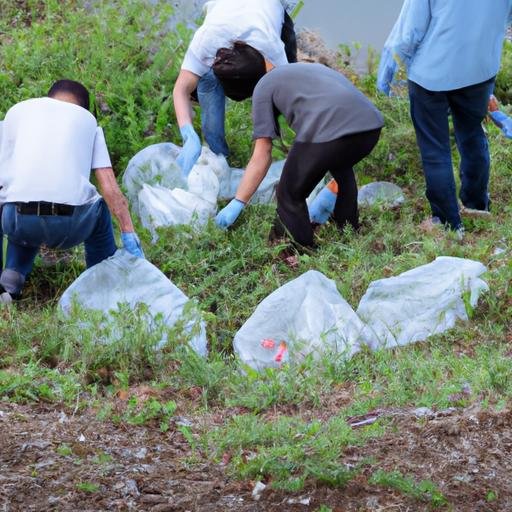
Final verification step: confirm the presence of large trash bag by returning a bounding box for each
[123,143,221,238]
[358,181,405,208]
[59,250,208,356]
[123,143,227,216]
[224,160,285,203]
[138,165,219,240]
[233,270,365,370]
[358,256,489,350]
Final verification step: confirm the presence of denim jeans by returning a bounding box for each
[408,77,495,229]
[0,198,117,293]
[197,69,229,157]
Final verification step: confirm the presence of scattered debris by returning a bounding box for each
[251,481,267,501]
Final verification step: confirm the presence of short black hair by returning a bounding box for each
[47,79,90,111]
[212,42,266,101]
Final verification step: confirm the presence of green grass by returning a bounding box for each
[1,1,512,508]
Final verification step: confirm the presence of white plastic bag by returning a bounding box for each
[123,143,185,216]
[59,250,207,356]
[233,270,365,370]
[358,181,405,208]
[224,160,286,203]
[123,143,221,238]
[358,256,489,350]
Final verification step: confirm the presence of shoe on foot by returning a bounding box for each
[460,205,491,218]
[455,226,465,241]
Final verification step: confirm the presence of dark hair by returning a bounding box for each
[47,79,90,111]
[212,42,266,101]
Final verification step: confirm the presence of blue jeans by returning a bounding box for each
[0,199,117,293]
[408,77,495,229]
[197,69,229,157]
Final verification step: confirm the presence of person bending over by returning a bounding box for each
[215,62,384,248]
[172,0,296,177]
[0,79,143,303]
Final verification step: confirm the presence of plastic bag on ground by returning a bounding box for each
[233,270,365,370]
[59,250,207,356]
[123,143,226,216]
[138,164,219,240]
[358,181,405,208]
[123,143,220,238]
[357,256,489,350]
[225,160,285,203]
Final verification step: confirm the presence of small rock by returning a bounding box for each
[78,434,86,442]
[135,447,148,460]
[286,497,311,506]
[175,417,193,428]
[35,459,56,470]
[58,411,68,424]
[413,407,435,418]
[141,494,167,504]
[251,482,267,501]
[125,479,140,497]
[493,247,506,256]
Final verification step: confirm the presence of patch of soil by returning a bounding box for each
[0,402,511,511]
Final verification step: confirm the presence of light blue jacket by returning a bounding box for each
[378,0,512,94]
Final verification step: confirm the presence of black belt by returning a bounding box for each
[15,201,75,216]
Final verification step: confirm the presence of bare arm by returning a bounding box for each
[235,138,273,203]
[173,69,201,128]
[95,168,134,233]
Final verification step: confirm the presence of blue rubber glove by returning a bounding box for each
[215,199,246,229]
[377,47,398,96]
[489,110,512,139]
[177,124,202,178]
[121,232,145,259]
[308,186,337,224]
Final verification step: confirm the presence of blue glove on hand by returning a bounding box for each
[215,199,246,229]
[177,124,202,178]
[121,232,145,259]
[489,110,512,139]
[308,186,337,224]
[377,48,398,96]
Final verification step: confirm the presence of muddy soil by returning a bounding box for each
[1,402,511,512]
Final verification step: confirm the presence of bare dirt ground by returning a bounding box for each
[1,401,511,512]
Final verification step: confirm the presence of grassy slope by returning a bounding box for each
[1,1,511,509]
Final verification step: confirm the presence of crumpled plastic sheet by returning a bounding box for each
[234,257,489,370]
[59,250,207,356]
[357,256,489,350]
[233,270,366,370]
[358,181,405,208]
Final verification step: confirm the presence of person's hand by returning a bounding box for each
[308,186,337,224]
[215,199,246,229]
[121,232,145,259]
[377,48,398,96]
[177,124,202,178]
[489,110,512,139]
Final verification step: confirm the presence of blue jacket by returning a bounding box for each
[378,0,512,94]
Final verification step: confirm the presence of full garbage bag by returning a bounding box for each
[224,160,285,203]
[59,250,207,356]
[357,256,489,350]
[233,270,365,370]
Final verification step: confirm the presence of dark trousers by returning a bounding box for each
[408,77,495,229]
[275,129,382,247]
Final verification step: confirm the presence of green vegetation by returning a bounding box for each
[1,1,511,508]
